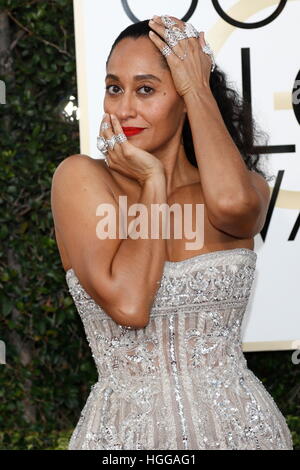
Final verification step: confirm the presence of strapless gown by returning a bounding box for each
[65,248,293,450]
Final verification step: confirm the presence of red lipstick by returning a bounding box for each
[122,127,146,137]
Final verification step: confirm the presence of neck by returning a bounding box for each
[154,138,199,198]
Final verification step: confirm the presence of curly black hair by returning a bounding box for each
[106,20,274,183]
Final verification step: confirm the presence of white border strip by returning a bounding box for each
[242,340,297,352]
[73,0,90,155]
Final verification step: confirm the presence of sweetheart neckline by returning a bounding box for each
[65,247,256,276]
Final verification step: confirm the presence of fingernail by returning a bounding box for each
[111,114,115,119]
[103,112,106,119]
[153,15,159,20]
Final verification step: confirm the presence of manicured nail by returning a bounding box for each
[152,15,160,20]
[111,114,115,119]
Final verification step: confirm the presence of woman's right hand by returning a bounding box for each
[99,113,165,186]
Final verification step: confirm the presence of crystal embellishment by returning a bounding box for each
[65,248,293,450]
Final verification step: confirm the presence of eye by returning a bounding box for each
[105,85,121,95]
[105,85,154,95]
[138,85,154,95]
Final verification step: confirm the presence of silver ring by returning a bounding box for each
[161,45,173,57]
[97,135,108,155]
[164,27,187,48]
[101,122,111,131]
[184,23,200,39]
[115,132,127,144]
[161,15,178,28]
[106,135,117,150]
[202,42,216,72]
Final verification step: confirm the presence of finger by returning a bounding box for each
[99,112,112,139]
[101,113,116,146]
[199,31,206,49]
[97,113,110,165]
[149,18,166,37]
[149,19,187,57]
[152,14,184,29]
[148,29,176,64]
[199,33,214,71]
[99,113,118,164]
[110,114,130,155]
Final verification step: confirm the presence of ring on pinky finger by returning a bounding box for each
[101,121,111,131]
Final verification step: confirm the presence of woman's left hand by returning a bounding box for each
[148,15,212,98]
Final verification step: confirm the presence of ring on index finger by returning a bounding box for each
[100,121,111,131]
[161,15,178,28]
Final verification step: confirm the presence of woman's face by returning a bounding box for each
[104,36,186,153]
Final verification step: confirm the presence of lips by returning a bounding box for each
[122,127,146,137]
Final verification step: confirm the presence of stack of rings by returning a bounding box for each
[158,14,215,72]
[97,126,128,166]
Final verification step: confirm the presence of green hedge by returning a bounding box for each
[0,0,97,450]
[0,0,298,450]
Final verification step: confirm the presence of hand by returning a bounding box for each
[148,15,212,98]
[99,113,165,186]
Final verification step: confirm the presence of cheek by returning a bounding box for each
[103,96,110,112]
[149,96,180,124]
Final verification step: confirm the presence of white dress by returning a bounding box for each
[65,248,293,450]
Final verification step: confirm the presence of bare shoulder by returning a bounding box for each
[53,154,107,178]
[51,154,114,219]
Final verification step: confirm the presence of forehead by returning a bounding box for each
[107,37,164,73]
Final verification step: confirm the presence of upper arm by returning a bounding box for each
[208,170,271,239]
[51,154,141,328]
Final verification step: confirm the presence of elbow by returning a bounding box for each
[209,196,262,239]
[89,278,150,329]
[114,288,154,329]
[112,301,150,330]
[219,191,259,215]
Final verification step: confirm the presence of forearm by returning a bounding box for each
[184,87,258,213]
[111,172,168,321]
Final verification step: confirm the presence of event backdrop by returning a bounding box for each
[72,0,300,352]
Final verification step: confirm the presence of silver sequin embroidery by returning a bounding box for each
[65,248,293,450]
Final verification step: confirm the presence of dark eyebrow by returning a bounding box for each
[105,73,162,83]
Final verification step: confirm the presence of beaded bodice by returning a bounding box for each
[65,247,294,450]
[65,248,257,380]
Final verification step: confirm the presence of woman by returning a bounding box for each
[51,15,293,450]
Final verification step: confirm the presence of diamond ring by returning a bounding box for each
[97,136,108,155]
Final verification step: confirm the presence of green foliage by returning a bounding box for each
[0,0,299,451]
[0,0,97,451]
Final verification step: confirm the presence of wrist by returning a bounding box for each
[138,169,166,188]
[183,86,213,103]
[144,170,165,184]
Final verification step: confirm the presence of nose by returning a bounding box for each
[115,91,138,122]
